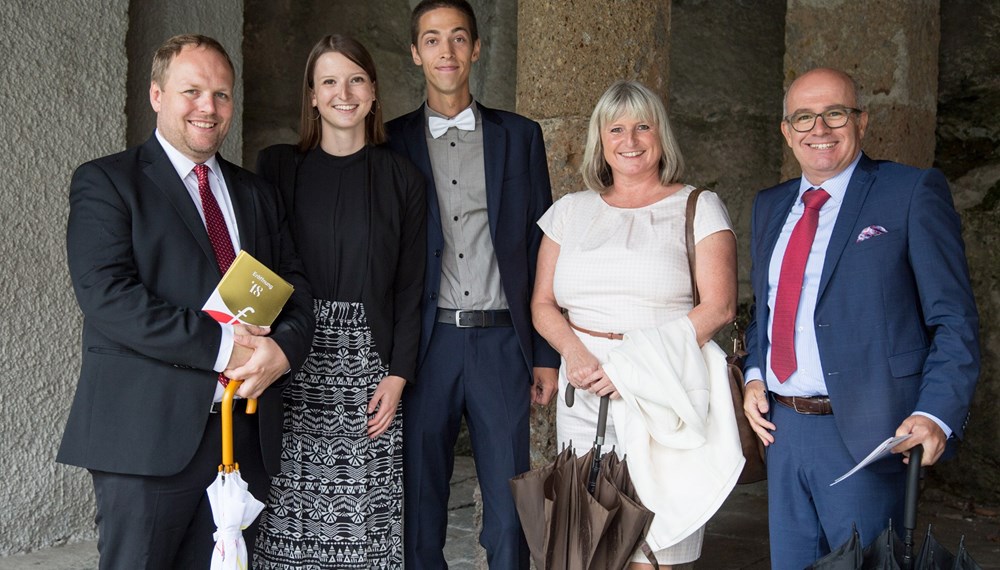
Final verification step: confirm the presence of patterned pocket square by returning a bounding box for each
[856,225,888,242]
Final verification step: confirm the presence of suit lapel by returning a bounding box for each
[817,154,876,300]
[404,106,442,232]
[218,156,256,255]
[756,181,798,297]
[140,137,217,265]
[479,105,505,241]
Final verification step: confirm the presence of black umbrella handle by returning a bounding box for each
[595,395,610,447]
[902,444,923,570]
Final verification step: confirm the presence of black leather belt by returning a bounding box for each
[210,398,249,414]
[773,394,833,415]
[436,308,513,328]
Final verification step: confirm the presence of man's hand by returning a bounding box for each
[892,415,948,466]
[368,375,406,439]
[531,367,558,405]
[224,334,290,399]
[743,379,775,446]
[225,324,271,370]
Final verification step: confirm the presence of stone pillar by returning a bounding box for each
[782,0,940,179]
[0,0,128,555]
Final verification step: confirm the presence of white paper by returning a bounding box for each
[830,434,912,486]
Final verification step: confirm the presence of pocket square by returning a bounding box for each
[856,225,888,242]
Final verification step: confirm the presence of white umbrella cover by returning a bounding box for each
[207,469,265,570]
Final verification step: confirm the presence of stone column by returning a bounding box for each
[516,0,672,465]
[0,0,128,555]
[782,0,940,179]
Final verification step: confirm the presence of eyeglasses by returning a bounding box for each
[784,107,861,133]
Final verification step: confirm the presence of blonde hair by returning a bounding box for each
[580,80,684,193]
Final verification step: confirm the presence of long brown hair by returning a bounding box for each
[297,34,385,151]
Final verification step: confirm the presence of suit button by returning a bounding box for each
[430,292,437,300]
[434,249,441,257]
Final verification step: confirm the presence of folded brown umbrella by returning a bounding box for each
[511,392,658,570]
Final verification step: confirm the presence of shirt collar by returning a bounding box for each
[796,152,862,205]
[155,129,222,180]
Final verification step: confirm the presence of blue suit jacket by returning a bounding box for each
[745,153,980,464]
[386,104,560,376]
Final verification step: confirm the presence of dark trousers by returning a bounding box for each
[767,398,905,570]
[90,407,268,570]
[404,322,531,570]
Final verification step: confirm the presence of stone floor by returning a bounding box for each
[2,456,998,569]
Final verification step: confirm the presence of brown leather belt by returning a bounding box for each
[569,321,624,340]
[773,394,833,415]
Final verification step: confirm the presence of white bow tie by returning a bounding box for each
[428,107,476,138]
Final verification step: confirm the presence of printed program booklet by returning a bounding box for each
[830,434,912,486]
[202,250,293,327]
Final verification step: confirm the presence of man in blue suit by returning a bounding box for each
[385,1,559,568]
[742,67,979,570]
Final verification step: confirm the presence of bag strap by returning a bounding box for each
[685,187,707,307]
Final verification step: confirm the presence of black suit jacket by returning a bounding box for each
[386,104,560,376]
[58,135,314,477]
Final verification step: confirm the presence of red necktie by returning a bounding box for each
[770,188,831,383]
[195,164,236,386]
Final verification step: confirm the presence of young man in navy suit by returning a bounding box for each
[386,1,559,567]
[58,35,313,569]
[742,67,980,570]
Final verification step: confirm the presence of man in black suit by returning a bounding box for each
[386,1,559,568]
[57,34,313,569]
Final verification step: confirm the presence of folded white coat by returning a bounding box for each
[603,315,744,552]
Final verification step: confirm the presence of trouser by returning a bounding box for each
[91,406,268,570]
[403,322,531,569]
[767,397,905,570]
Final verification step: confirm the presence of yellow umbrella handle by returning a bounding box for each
[220,380,258,473]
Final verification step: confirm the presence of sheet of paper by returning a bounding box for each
[830,434,912,486]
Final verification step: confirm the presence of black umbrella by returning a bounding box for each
[808,523,862,569]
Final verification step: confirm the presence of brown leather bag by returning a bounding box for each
[685,188,767,485]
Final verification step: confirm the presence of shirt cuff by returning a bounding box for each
[745,366,764,386]
[912,411,953,439]
[214,323,235,373]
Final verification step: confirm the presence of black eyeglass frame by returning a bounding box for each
[784,107,862,133]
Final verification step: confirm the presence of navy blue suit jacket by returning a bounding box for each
[745,153,980,464]
[386,104,560,376]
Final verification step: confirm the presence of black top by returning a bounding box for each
[257,143,427,381]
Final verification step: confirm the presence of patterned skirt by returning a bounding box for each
[255,300,403,569]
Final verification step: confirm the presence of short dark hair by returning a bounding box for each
[410,0,479,46]
[150,34,234,86]
[298,34,386,151]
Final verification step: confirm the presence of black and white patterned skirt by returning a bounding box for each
[255,300,403,569]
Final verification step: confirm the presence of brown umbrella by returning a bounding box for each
[510,391,658,570]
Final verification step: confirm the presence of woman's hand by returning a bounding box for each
[367,375,406,439]
[585,365,620,400]
[563,344,601,389]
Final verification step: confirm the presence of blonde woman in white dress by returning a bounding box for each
[531,80,738,569]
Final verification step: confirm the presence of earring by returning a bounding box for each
[311,107,320,120]
[370,99,378,116]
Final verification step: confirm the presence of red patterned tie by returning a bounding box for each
[770,188,831,383]
[195,164,236,386]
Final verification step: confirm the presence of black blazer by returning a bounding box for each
[386,103,560,376]
[256,144,427,382]
[58,135,314,477]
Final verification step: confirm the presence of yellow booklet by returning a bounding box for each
[202,250,294,327]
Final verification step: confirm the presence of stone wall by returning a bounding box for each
[930,0,1000,501]
[242,0,517,167]
[0,0,128,555]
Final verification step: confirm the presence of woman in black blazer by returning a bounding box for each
[253,34,426,570]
